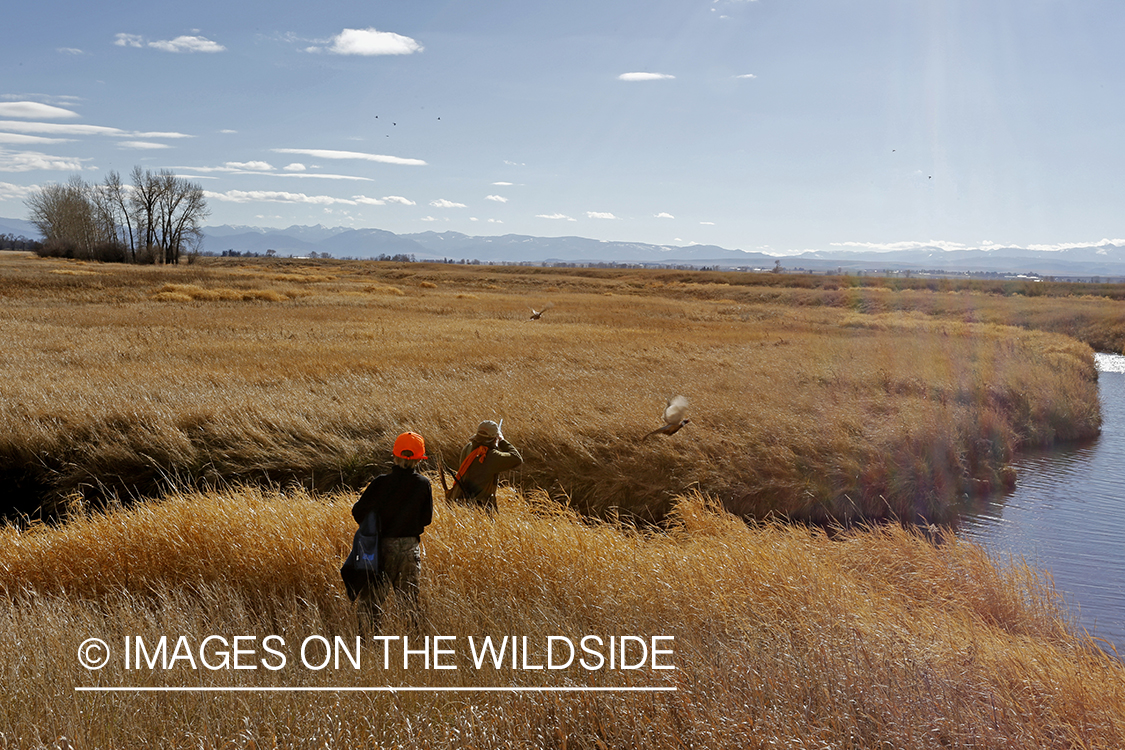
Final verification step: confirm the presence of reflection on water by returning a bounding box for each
[960,353,1125,655]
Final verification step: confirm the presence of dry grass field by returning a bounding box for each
[0,252,1110,524]
[2,252,1124,747]
[1,487,1122,748]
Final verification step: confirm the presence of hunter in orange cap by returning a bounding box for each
[344,431,433,629]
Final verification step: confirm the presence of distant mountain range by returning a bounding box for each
[200,224,1125,278]
[5,216,1125,278]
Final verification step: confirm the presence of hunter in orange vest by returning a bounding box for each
[449,420,523,511]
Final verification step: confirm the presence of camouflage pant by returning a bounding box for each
[357,536,421,628]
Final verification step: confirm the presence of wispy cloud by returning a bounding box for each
[0,120,192,142]
[116,33,225,53]
[167,161,371,180]
[0,102,79,120]
[492,181,513,186]
[0,181,38,200]
[537,213,576,221]
[225,161,273,171]
[305,28,423,56]
[700,221,715,225]
[119,141,171,150]
[204,189,389,206]
[430,198,466,208]
[57,48,85,55]
[0,149,88,172]
[655,212,674,219]
[586,211,617,219]
[283,163,306,172]
[618,72,675,82]
[272,147,426,167]
[485,194,508,203]
[736,73,757,79]
[383,196,415,205]
[0,133,71,145]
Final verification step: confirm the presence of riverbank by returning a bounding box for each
[2,488,1122,748]
[0,252,1105,524]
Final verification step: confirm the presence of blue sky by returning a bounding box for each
[2,0,1123,255]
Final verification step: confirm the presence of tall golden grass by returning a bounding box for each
[0,486,1121,748]
[0,252,1107,523]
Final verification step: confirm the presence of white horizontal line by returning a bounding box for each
[76,686,677,693]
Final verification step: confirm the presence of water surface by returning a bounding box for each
[960,353,1125,655]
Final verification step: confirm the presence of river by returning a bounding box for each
[960,353,1125,656]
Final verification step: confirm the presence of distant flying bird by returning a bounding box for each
[643,396,690,440]
[529,302,554,320]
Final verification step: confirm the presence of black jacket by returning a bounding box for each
[351,465,433,538]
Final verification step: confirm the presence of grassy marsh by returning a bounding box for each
[0,251,1108,523]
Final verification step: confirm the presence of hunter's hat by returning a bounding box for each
[475,420,500,440]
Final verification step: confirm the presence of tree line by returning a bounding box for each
[25,168,209,264]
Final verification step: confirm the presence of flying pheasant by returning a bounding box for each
[643,395,690,440]
[529,302,555,320]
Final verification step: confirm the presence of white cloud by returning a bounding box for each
[204,189,359,206]
[430,198,466,208]
[283,163,306,172]
[382,195,415,205]
[0,181,37,200]
[586,211,617,219]
[420,216,437,222]
[148,35,225,53]
[57,48,85,55]
[537,213,576,221]
[0,120,192,141]
[225,161,273,171]
[470,217,479,221]
[0,149,88,172]
[353,196,386,205]
[322,28,423,56]
[485,194,508,203]
[274,173,371,181]
[0,102,79,120]
[0,133,71,145]
[115,34,145,48]
[655,212,674,219]
[700,221,715,225]
[618,72,675,82]
[119,141,171,150]
[273,147,426,166]
[492,181,513,186]
[488,218,503,223]
[736,73,757,79]
[220,129,238,134]
[117,33,225,53]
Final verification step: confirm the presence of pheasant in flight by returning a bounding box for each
[643,396,691,440]
[529,302,555,320]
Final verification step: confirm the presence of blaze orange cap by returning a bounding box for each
[392,432,428,460]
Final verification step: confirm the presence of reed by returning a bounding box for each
[0,252,1106,524]
[0,486,1121,748]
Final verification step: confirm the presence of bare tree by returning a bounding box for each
[92,170,138,262]
[25,167,209,264]
[130,168,209,264]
